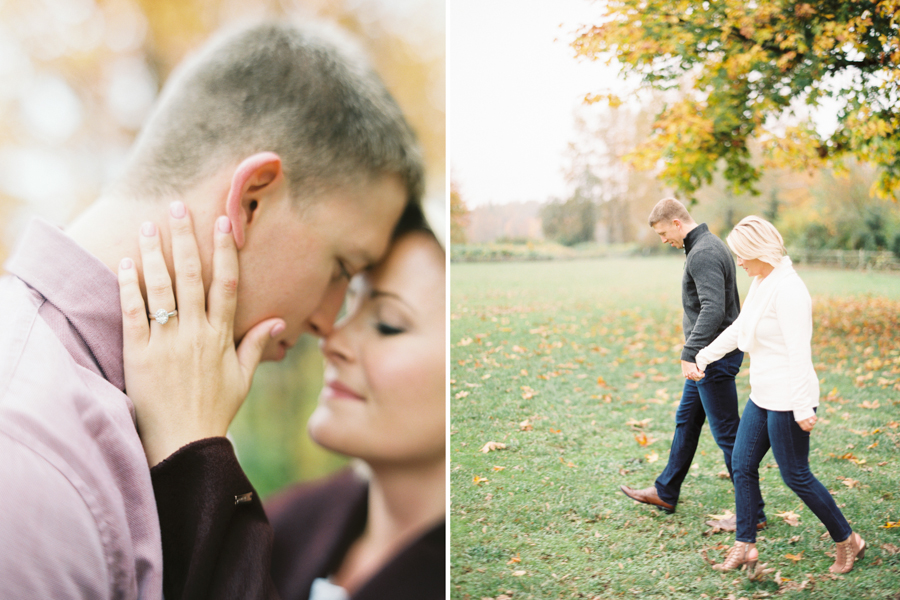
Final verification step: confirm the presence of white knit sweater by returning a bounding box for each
[695,257,819,421]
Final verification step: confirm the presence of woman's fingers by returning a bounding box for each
[207,216,240,335]
[118,257,150,348]
[236,318,286,385]
[139,221,178,329]
[168,201,205,325]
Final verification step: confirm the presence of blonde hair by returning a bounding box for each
[648,197,693,227]
[726,216,786,266]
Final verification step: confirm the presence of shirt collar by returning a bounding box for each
[5,218,124,390]
[683,223,709,256]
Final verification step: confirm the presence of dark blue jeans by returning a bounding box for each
[733,399,852,543]
[655,351,763,520]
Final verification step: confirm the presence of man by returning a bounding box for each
[620,198,766,531]
[0,22,423,598]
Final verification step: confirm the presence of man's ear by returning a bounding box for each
[225,152,284,249]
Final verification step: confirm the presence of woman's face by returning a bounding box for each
[308,231,445,466]
[736,255,773,279]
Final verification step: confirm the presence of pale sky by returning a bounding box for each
[449,0,619,207]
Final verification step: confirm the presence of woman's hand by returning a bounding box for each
[797,415,817,432]
[117,202,285,467]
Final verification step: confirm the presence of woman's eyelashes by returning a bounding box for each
[376,322,405,336]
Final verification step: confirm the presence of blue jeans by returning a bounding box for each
[655,351,763,520]
[733,399,852,543]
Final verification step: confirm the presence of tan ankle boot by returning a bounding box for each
[713,541,758,579]
[829,532,866,574]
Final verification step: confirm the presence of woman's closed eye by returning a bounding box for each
[376,322,405,336]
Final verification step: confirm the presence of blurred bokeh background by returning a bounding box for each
[0,0,445,497]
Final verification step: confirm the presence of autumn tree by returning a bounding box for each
[572,0,900,200]
[564,104,668,244]
[450,180,469,244]
[540,193,596,246]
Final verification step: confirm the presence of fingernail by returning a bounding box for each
[141,221,156,237]
[120,258,133,270]
[217,216,232,233]
[170,201,186,219]
[270,322,286,338]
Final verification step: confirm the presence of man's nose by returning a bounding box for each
[308,281,348,337]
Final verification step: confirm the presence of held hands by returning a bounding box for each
[681,360,705,381]
[797,415,817,432]
[117,202,285,467]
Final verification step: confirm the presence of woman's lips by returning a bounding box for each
[323,380,364,401]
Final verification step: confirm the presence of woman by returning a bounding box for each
[116,205,445,599]
[693,216,865,578]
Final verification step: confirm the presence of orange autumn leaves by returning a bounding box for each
[814,296,900,392]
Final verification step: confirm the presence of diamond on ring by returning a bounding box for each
[152,308,178,324]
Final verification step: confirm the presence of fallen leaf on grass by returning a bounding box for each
[472,475,489,485]
[706,510,735,520]
[480,441,506,453]
[492,466,505,471]
[748,562,774,581]
[506,553,520,565]
[454,391,470,399]
[520,386,536,400]
[882,543,900,554]
[717,470,731,479]
[634,432,657,446]
[549,428,561,434]
[596,376,608,387]
[880,520,900,528]
[835,452,867,465]
[860,400,880,409]
[645,451,659,463]
[519,419,533,431]
[625,417,652,429]
[840,477,860,488]
[775,511,801,526]
[510,570,526,577]
[784,551,804,563]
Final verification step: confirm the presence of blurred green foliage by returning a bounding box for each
[230,336,347,499]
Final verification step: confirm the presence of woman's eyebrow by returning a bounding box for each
[370,289,414,311]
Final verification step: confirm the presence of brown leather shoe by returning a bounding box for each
[705,514,767,532]
[620,485,674,513]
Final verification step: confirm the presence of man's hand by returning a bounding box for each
[797,415,817,432]
[681,360,705,381]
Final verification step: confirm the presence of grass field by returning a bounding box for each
[451,256,900,600]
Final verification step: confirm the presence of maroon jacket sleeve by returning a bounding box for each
[149,437,281,600]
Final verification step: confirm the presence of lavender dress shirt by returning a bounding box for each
[0,219,163,599]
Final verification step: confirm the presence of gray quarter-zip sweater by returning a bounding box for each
[681,223,741,362]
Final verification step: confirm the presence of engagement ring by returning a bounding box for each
[152,308,178,325]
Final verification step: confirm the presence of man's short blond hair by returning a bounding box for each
[648,198,693,227]
[726,216,786,266]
